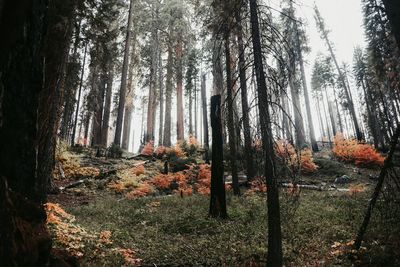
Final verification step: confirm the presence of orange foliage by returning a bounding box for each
[107,182,126,194]
[141,141,154,156]
[99,230,112,245]
[275,140,318,173]
[151,174,174,190]
[115,248,142,266]
[44,203,72,225]
[172,143,186,158]
[132,165,145,176]
[126,183,154,199]
[349,184,365,196]
[333,134,384,167]
[154,146,167,158]
[196,164,211,195]
[245,176,267,195]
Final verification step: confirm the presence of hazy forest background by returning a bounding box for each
[1,0,400,266]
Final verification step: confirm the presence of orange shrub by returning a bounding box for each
[172,143,186,158]
[245,176,267,195]
[275,140,318,174]
[132,165,145,176]
[154,146,167,158]
[126,183,154,199]
[150,174,174,190]
[107,182,125,194]
[349,184,365,196]
[141,141,154,156]
[333,134,384,167]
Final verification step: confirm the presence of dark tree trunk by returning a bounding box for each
[163,41,173,147]
[0,0,52,264]
[249,0,283,265]
[289,72,306,147]
[235,8,255,180]
[382,0,400,51]
[114,0,134,146]
[354,126,400,249]
[92,72,105,146]
[201,73,210,164]
[209,95,227,218]
[224,31,240,196]
[38,0,77,199]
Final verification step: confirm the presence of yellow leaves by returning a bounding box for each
[332,133,385,167]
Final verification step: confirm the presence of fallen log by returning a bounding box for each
[97,160,148,179]
[59,179,86,192]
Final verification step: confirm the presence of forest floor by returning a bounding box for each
[47,145,400,266]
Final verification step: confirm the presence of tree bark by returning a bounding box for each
[163,41,173,147]
[71,42,87,146]
[225,30,240,196]
[114,0,134,146]
[101,64,114,147]
[158,49,164,146]
[209,95,227,218]
[201,73,210,164]
[176,35,184,141]
[249,0,283,265]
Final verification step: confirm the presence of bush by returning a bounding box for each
[108,143,123,158]
[332,134,384,167]
[275,140,318,174]
[141,141,154,156]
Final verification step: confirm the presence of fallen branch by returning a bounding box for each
[59,179,86,191]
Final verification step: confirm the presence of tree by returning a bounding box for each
[235,3,255,180]
[314,5,363,141]
[249,0,283,265]
[114,0,135,146]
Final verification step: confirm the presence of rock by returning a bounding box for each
[334,175,351,184]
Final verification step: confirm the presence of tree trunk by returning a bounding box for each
[71,42,87,146]
[288,72,306,147]
[354,126,400,249]
[158,49,164,146]
[92,72,105,146]
[225,31,240,196]
[249,0,283,265]
[0,1,53,264]
[295,24,318,151]
[235,8,255,180]
[176,35,184,141]
[163,41,173,147]
[382,0,400,49]
[114,0,134,146]
[201,73,210,164]
[37,0,77,198]
[209,95,227,218]
[122,28,137,150]
[101,65,114,147]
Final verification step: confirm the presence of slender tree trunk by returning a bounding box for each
[101,65,114,147]
[71,42,87,146]
[114,0,134,146]
[354,126,400,249]
[295,24,318,151]
[209,95,227,218]
[158,50,164,146]
[235,8,255,180]
[288,71,306,147]
[194,77,198,138]
[163,41,173,146]
[321,92,332,144]
[316,97,326,140]
[332,88,344,133]
[249,0,283,265]
[176,35,184,141]
[92,74,105,146]
[225,31,240,196]
[201,73,210,164]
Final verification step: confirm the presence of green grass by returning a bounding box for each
[66,189,400,266]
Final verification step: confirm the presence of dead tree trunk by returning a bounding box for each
[354,127,400,249]
[249,0,283,265]
[209,95,227,218]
